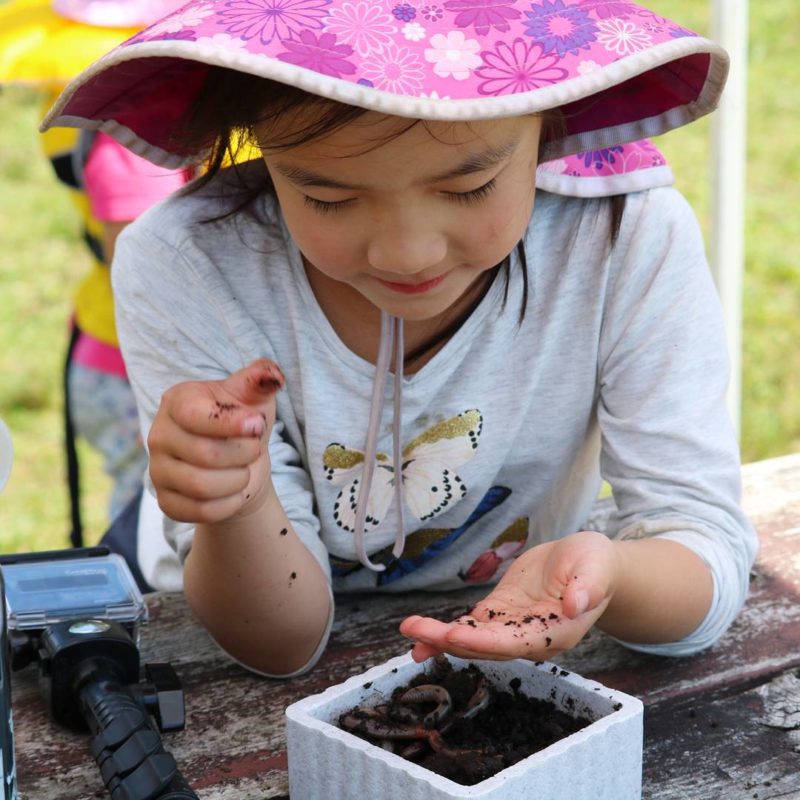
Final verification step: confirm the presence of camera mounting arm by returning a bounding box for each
[39,619,198,800]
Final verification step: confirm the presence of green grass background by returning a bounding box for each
[1,1,799,554]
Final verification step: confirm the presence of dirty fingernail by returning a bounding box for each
[243,416,264,437]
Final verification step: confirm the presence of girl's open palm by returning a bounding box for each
[147,359,284,524]
[400,531,620,662]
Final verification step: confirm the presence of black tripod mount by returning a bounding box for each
[37,618,199,800]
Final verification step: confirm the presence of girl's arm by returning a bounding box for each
[110,204,335,675]
[147,359,332,676]
[595,537,712,643]
[186,483,332,676]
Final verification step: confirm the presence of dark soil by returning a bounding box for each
[338,657,594,786]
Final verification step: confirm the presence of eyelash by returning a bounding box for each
[444,177,498,205]
[303,196,352,214]
[302,177,499,214]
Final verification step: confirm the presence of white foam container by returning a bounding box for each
[286,652,643,799]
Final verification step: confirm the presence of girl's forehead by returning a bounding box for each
[259,112,540,165]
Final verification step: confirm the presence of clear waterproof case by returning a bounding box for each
[1,549,147,639]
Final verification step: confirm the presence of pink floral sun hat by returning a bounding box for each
[41,0,723,173]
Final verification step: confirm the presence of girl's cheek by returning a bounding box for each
[483,223,502,244]
[301,232,361,277]
[475,216,522,252]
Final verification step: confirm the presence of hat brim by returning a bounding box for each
[41,10,727,169]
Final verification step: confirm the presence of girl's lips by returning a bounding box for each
[377,271,450,295]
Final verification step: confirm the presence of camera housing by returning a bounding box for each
[1,547,147,643]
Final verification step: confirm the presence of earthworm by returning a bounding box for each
[394,684,453,728]
[436,677,490,736]
[339,707,430,740]
[340,673,500,765]
[399,740,428,760]
[426,729,502,764]
[460,677,490,721]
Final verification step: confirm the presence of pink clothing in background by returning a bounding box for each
[84,131,189,222]
[72,327,128,378]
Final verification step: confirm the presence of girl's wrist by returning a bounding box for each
[195,478,282,539]
[608,537,629,596]
[237,476,279,519]
[594,540,633,637]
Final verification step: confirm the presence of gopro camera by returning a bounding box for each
[1,547,198,799]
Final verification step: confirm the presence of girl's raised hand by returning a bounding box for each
[400,530,620,662]
[147,358,284,524]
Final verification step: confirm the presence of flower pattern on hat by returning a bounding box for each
[535,137,672,198]
[324,2,396,56]
[278,29,357,76]
[595,16,652,55]
[445,0,521,36]
[476,38,566,95]
[217,0,330,45]
[124,0,699,103]
[523,0,596,57]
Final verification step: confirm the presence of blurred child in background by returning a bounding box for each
[0,0,187,583]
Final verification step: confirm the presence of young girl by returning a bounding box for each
[43,0,757,677]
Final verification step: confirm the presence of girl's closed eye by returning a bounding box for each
[303,195,354,214]
[303,177,499,214]
[443,177,497,205]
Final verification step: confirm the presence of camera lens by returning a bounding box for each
[68,620,111,635]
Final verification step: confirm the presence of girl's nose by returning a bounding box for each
[367,225,448,276]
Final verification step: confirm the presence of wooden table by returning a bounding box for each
[12,453,800,799]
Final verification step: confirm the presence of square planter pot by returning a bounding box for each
[286,652,643,800]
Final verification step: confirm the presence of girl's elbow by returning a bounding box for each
[217,604,332,678]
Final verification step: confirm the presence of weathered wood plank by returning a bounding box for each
[642,671,800,800]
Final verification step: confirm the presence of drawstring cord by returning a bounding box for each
[353,311,407,572]
[392,316,405,558]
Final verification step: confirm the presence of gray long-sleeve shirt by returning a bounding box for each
[113,162,757,658]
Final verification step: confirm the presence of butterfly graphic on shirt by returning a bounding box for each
[330,484,512,586]
[322,409,483,535]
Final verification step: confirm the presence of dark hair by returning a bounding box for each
[176,67,625,367]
